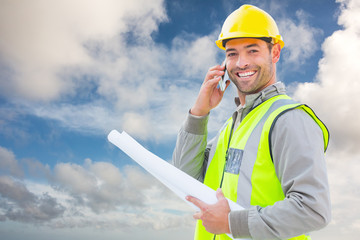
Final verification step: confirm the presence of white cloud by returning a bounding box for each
[0,146,23,178]
[312,149,360,239]
[0,151,194,232]
[171,33,220,78]
[0,0,167,101]
[0,0,225,140]
[293,0,360,154]
[52,158,194,227]
[27,101,121,136]
[278,10,323,66]
[54,159,147,212]
[13,30,223,140]
[0,176,65,223]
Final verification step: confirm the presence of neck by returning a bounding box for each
[237,80,277,106]
[237,91,246,106]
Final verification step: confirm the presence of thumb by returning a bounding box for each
[216,188,225,200]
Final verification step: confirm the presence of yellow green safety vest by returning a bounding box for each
[194,95,329,240]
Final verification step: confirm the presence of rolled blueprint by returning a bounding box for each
[108,130,247,240]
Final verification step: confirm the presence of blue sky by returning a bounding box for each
[0,0,360,239]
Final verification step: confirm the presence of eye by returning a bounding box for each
[227,52,237,57]
[249,49,259,53]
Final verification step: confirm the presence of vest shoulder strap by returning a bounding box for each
[268,104,330,161]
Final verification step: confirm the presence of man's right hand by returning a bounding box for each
[190,65,230,116]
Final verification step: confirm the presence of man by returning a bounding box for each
[172,4,331,240]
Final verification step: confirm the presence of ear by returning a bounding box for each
[271,43,281,63]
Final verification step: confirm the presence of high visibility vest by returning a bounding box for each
[194,95,329,240]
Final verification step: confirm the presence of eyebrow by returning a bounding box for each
[244,43,260,48]
[226,43,261,53]
[225,48,236,53]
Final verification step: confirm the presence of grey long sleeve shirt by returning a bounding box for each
[172,82,331,239]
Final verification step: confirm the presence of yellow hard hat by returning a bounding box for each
[216,4,284,50]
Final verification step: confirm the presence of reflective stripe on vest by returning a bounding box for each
[194,95,329,240]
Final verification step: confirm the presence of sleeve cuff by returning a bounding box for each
[183,110,209,135]
[229,210,251,239]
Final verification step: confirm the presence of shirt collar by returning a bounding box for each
[234,82,286,110]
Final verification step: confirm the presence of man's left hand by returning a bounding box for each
[186,188,231,234]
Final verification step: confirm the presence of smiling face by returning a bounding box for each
[225,38,281,103]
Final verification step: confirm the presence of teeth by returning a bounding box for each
[237,71,255,78]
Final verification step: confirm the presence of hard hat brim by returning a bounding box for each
[216,36,284,50]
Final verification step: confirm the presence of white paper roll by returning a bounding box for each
[108,130,247,240]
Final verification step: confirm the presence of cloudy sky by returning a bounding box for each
[0,0,359,239]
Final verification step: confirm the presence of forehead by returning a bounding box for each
[225,38,266,50]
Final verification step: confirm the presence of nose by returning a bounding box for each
[236,54,249,69]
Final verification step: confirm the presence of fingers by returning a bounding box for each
[187,190,231,234]
[186,195,208,212]
[193,211,202,220]
[216,188,225,200]
[209,64,226,72]
[205,65,225,83]
[215,188,230,208]
[190,64,228,116]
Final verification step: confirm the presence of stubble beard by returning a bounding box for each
[229,56,274,95]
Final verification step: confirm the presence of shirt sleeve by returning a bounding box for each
[230,108,331,239]
[172,111,210,181]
